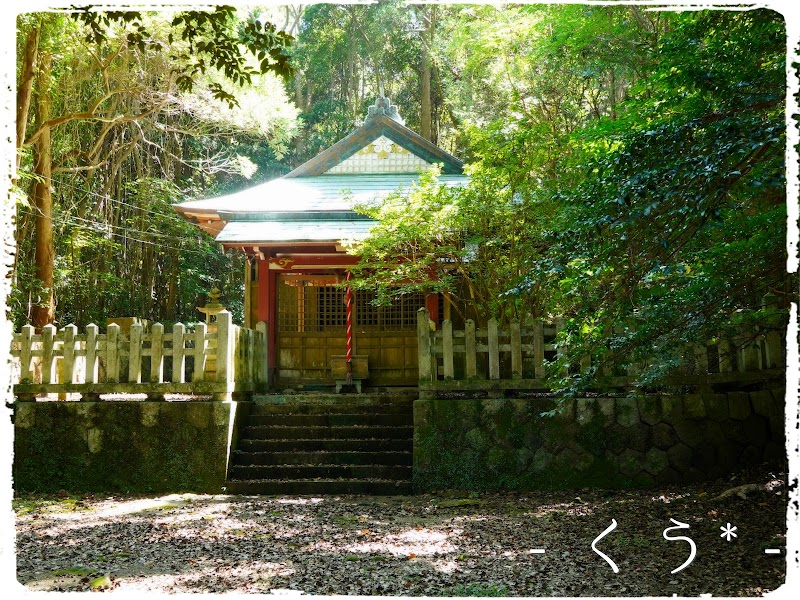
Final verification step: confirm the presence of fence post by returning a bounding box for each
[62,324,77,384]
[417,308,432,382]
[128,323,143,383]
[244,328,252,385]
[764,331,784,369]
[533,318,545,379]
[215,311,232,400]
[488,318,499,380]
[739,334,760,372]
[442,319,454,379]
[41,324,56,384]
[194,322,207,381]
[465,319,476,378]
[256,321,268,387]
[150,323,164,383]
[694,344,709,374]
[85,324,98,384]
[717,339,735,372]
[19,324,34,383]
[172,323,185,383]
[761,293,785,369]
[511,320,522,379]
[106,323,120,382]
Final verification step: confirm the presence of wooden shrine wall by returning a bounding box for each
[274,275,423,386]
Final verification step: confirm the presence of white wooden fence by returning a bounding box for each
[416,308,785,394]
[9,311,267,401]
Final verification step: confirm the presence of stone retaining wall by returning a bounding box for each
[13,401,250,494]
[413,388,785,491]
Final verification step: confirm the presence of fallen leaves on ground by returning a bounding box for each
[14,467,787,596]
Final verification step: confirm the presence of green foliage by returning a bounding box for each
[75,5,294,107]
[348,166,548,322]
[13,8,296,328]
[348,7,790,394]
[286,0,446,163]
[528,9,791,393]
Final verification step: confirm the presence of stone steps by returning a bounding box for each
[238,438,412,453]
[247,413,411,427]
[234,450,412,466]
[250,400,412,415]
[225,479,412,496]
[228,464,411,480]
[242,425,414,440]
[226,394,414,495]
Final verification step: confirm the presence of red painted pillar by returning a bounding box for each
[267,271,277,373]
[257,257,277,380]
[425,293,439,328]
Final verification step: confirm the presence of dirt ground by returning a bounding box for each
[12,466,792,596]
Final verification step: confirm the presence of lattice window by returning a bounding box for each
[277,282,299,332]
[355,292,378,328]
[278,278,424,333]
[355,291,425,332]
[317,286,346,331]
[403,294,425,328]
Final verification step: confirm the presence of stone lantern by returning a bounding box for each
[197,287,225,331]
[197,287,226,377]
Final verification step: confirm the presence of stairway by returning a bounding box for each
[225,394,414,495]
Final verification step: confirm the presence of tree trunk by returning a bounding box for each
[609,68,618,121]
[16,25,39,170]
[31,51,55,328]
[347,5,359,115]
[419,7,435,142]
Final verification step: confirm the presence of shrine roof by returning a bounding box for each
[215,220,375,244]
[174,173,468,217]
[173,97,469,245]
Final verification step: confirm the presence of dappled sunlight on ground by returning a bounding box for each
[344,526,461,557]
[14,469,787,595]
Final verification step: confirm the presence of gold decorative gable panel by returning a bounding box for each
[325,136,432,174]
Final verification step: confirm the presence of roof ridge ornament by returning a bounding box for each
[365,97,404,125]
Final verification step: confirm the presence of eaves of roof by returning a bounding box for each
[215,220,375,244]
[173,173,468,216]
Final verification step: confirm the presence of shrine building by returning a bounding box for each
[174,98,468,388]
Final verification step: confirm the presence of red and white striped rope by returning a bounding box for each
[345,270,352,364]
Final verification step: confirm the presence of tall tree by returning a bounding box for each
[13,7,296,328]
[30,49,53,328]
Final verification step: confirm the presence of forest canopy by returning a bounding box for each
[8,2,794,392]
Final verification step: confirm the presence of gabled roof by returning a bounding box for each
[284,113,463,177]
[173,98,468,247]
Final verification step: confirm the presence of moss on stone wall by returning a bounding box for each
[13,402,237,494]
[413,388,786,492]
